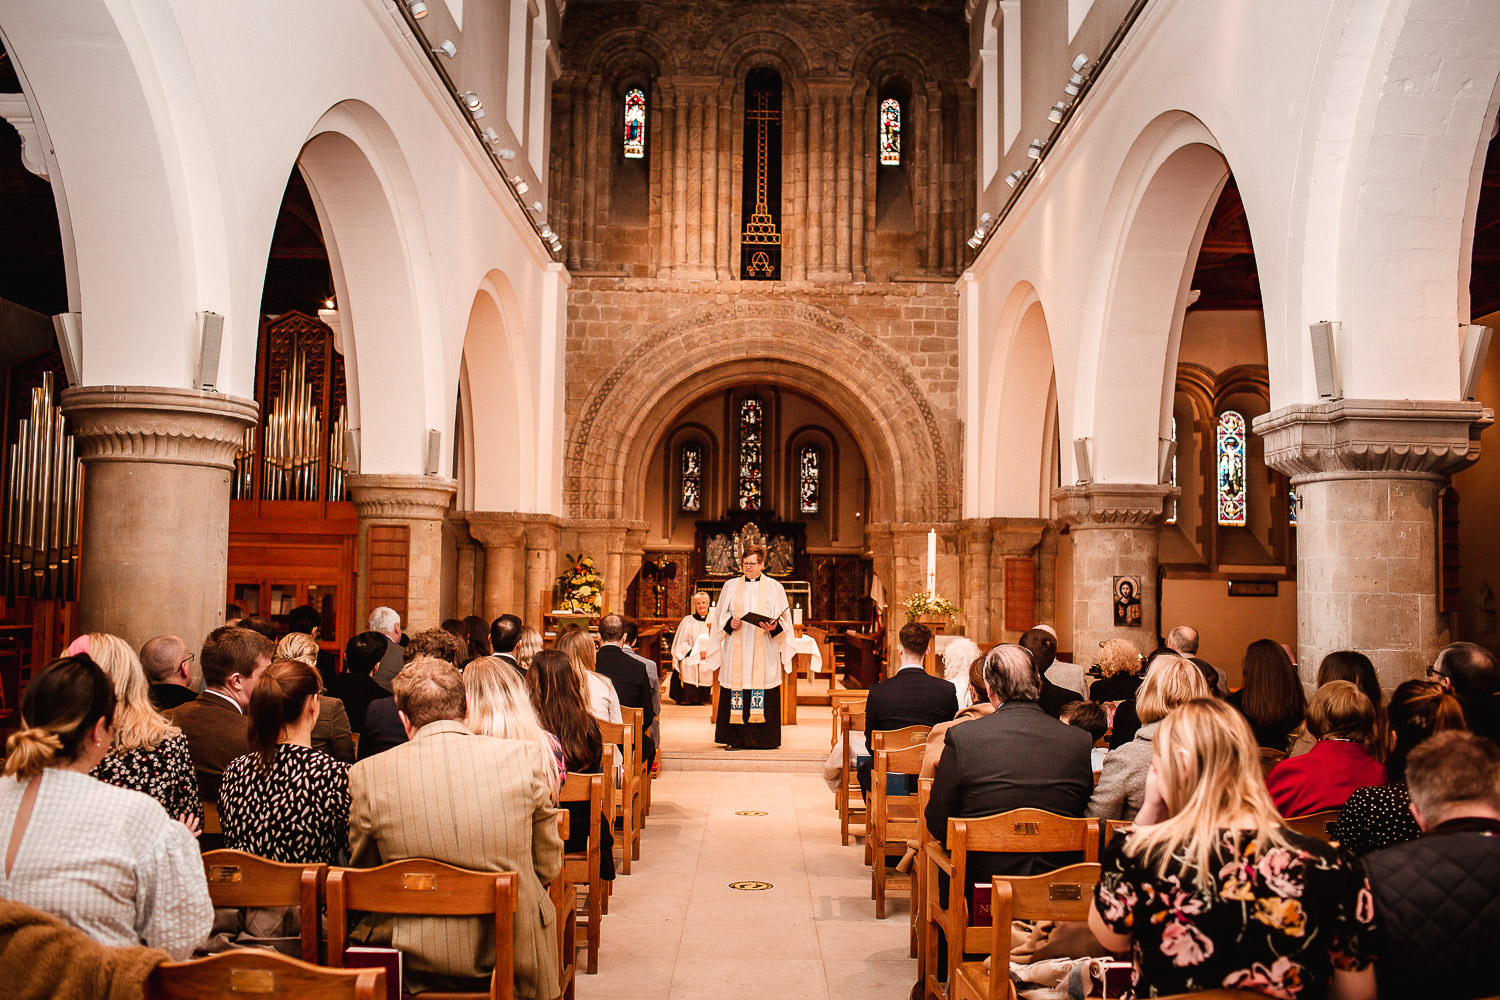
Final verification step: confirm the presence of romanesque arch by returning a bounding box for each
[976,282,1057,518]
[458,270,536,511]
[566,301,955,523]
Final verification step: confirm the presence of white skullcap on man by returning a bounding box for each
[1031,623,1057,638]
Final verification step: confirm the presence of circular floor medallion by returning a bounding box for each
[728,880,774,891]
[735,809,768,816]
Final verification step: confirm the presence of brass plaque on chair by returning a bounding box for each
[208,865,243,883]
[228,969,276,993]
[402,873,437,891]
[1048,883,1083,901]
[1013,822,1041,836]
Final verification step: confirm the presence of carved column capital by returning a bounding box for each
[1253,399,1493,483]
[346,474,456,520]
[1051,484,1176,528]
[464,510,530,548]
[61,386,258,471]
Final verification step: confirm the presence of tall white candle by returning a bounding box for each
[926,529,937,595]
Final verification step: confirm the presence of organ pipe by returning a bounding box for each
[4,373,81,599]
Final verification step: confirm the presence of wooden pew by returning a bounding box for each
[836,703,867,846]
[200,850,325,964]
[869,736,928,918]
[597,717,642,874]
[560,771,605,974]
[951,864,1102,1000]
[146,949,384,1000]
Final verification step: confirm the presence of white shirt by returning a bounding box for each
[0,769,212,959]
[584,670,623,724]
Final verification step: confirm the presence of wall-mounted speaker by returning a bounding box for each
[1073,437,1092,484]
[344,428,361,475]
[1460,324,1492,401]
[195,311,224,390]
[424,428,442,476]
[1157,437,1178,485]
[1309,321,1342,400]
[51,312,82,386]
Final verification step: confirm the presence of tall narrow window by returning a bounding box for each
[1289,488,1299,527]
[879,98,901,165]
[1216,410,1247,527]
[623,88,646,159]
[1165,417,1178,525]
[740,69,782,280]
[680,442,702,512]
[798,444,821,514]
[738,396,764,509]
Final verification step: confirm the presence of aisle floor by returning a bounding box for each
[576,769,915,1000]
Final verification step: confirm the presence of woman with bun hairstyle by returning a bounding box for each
[218,659,351,865]
[0,655,212,958]
[81,632,203,833]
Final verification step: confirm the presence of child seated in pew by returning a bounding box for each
[1059,700,1108,774]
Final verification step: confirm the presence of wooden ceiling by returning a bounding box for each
[1189,176,1262,311]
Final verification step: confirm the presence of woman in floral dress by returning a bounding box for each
[1089,698,1377,999]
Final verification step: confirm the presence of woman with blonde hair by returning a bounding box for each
[464,656,564,796]
[1087,654,1208,820]
[558,627,621,723]
[513,626,544,674]
[274,632,355,763]
[84,632,202,832]
[1,655,212,957]
[1090,699,1377,999]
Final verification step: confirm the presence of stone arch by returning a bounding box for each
[714,31,813,84]
[580,27,678,82]
[566,301,953,523]
[977,281,1058,518]
[297,100,439,477]
[1077,111,1231,485]
[850,31,964,84]
[458,270,534,511]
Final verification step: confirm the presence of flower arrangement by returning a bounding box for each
[904,591,960,623]
[555,553,603,614]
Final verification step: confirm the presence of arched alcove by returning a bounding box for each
[456,270,535,512]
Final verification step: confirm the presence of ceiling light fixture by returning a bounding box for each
[406,0,428,18]
[1048,101,1070,124]
[433,39,457,59]
[496,147,517,161]
[1064,73,1086,97]
[511,176,529,194]
[1027,138,1047,159]
[460,91,484,119]
[1005,169,1026,187]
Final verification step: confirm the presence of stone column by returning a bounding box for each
[959,517,1050,645]
[561,518,649,615]
[1255,399,1491,689]
[867,522,962,665]
[466,512,527,621]
[1053,484,1175,659]
[850,87,868,280]
[347,474,456,633]
[61,386,257,653]
[524,517,562,626]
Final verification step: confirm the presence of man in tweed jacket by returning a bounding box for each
[349,656,563,999]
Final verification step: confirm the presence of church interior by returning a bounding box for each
[0,0,1498,995]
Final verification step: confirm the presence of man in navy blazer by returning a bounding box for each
[860,622,959,794]
[595,614,658,765]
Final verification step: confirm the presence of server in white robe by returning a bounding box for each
[710,545,794,749]
[669,591,716,705]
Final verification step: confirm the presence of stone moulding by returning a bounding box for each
[59,386,259,470]
[1253,399,1493,483]
[1051,484,1177,527]
[346,474,457,519]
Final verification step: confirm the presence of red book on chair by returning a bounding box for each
[344,946,402,1000]
[971,882,992,927]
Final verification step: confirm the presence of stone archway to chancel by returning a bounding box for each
[565,299,965,657]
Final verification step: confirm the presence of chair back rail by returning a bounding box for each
[837,704,868,846]
[1283,809,1341,843]
[956,865,1102,1000]
[326,859,518,1000]
[869,743,927,918]
[145,949,383,1000]
[596,717,641,874]
[871,725,932,753]
[201,850,325,964]
[560,770,605,974]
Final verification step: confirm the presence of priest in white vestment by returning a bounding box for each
[710,544,794,749]
[670,591,716,705]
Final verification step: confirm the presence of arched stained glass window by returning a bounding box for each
[680,442,703,512]
[1166,417,1178,525]
[1289,488,1299,527]
[879,98,901,166]
[624,87,646,159]
[1216,410,1247,526]
[738,396,764,510]
[798,444,820,514]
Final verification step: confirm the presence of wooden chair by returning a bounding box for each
[829,689,867,747]
[1100,818,1132,857]
[623,705,652,824]
[146,949,384,1000]
[1284,809,1341,843]
[951,863,1102,1000]
[559,770,605,974]
[599,744,616,915]
[547,810,577,1000]
[837,704,868,845]
[326,860,518,1000]
[596,717,641,874]
[912,778,933,968]
[869,737,928,918]
[1258,747,1287,775]
[201,850,325,964]
[202,801,221,836]
[922,810,1101,1000]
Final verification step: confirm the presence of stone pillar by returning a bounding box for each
[1053,484,1175,659]
[867,522,962,665]
[466,512,527,621]
[61,386,257,653]
[850,87,867,280]
[347,474,456,633]
[524,517,562,626]
[560,518,649,615]
[1255,399,1492,689]
[959,518,1050,645]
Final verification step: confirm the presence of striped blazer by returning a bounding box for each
[349,720,563,999]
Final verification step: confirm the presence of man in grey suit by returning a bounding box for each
[348,657,563,1000]
[368,605,406,692]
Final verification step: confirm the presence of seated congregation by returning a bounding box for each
[843,621,1500,1000]
[1,604,1499,999]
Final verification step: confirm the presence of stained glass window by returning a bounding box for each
[1217,410,1247,527]
[1166,417,1178,525]
[624,88,646,159]
[798,444,820,514]
[738,396,764,510]
[680,442,702,512]
[1289,488,1299,527]
[879,98,900,166]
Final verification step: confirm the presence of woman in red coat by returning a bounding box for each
[1266,680,1385,816]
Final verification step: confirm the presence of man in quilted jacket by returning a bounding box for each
[1360,730,1500,998]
